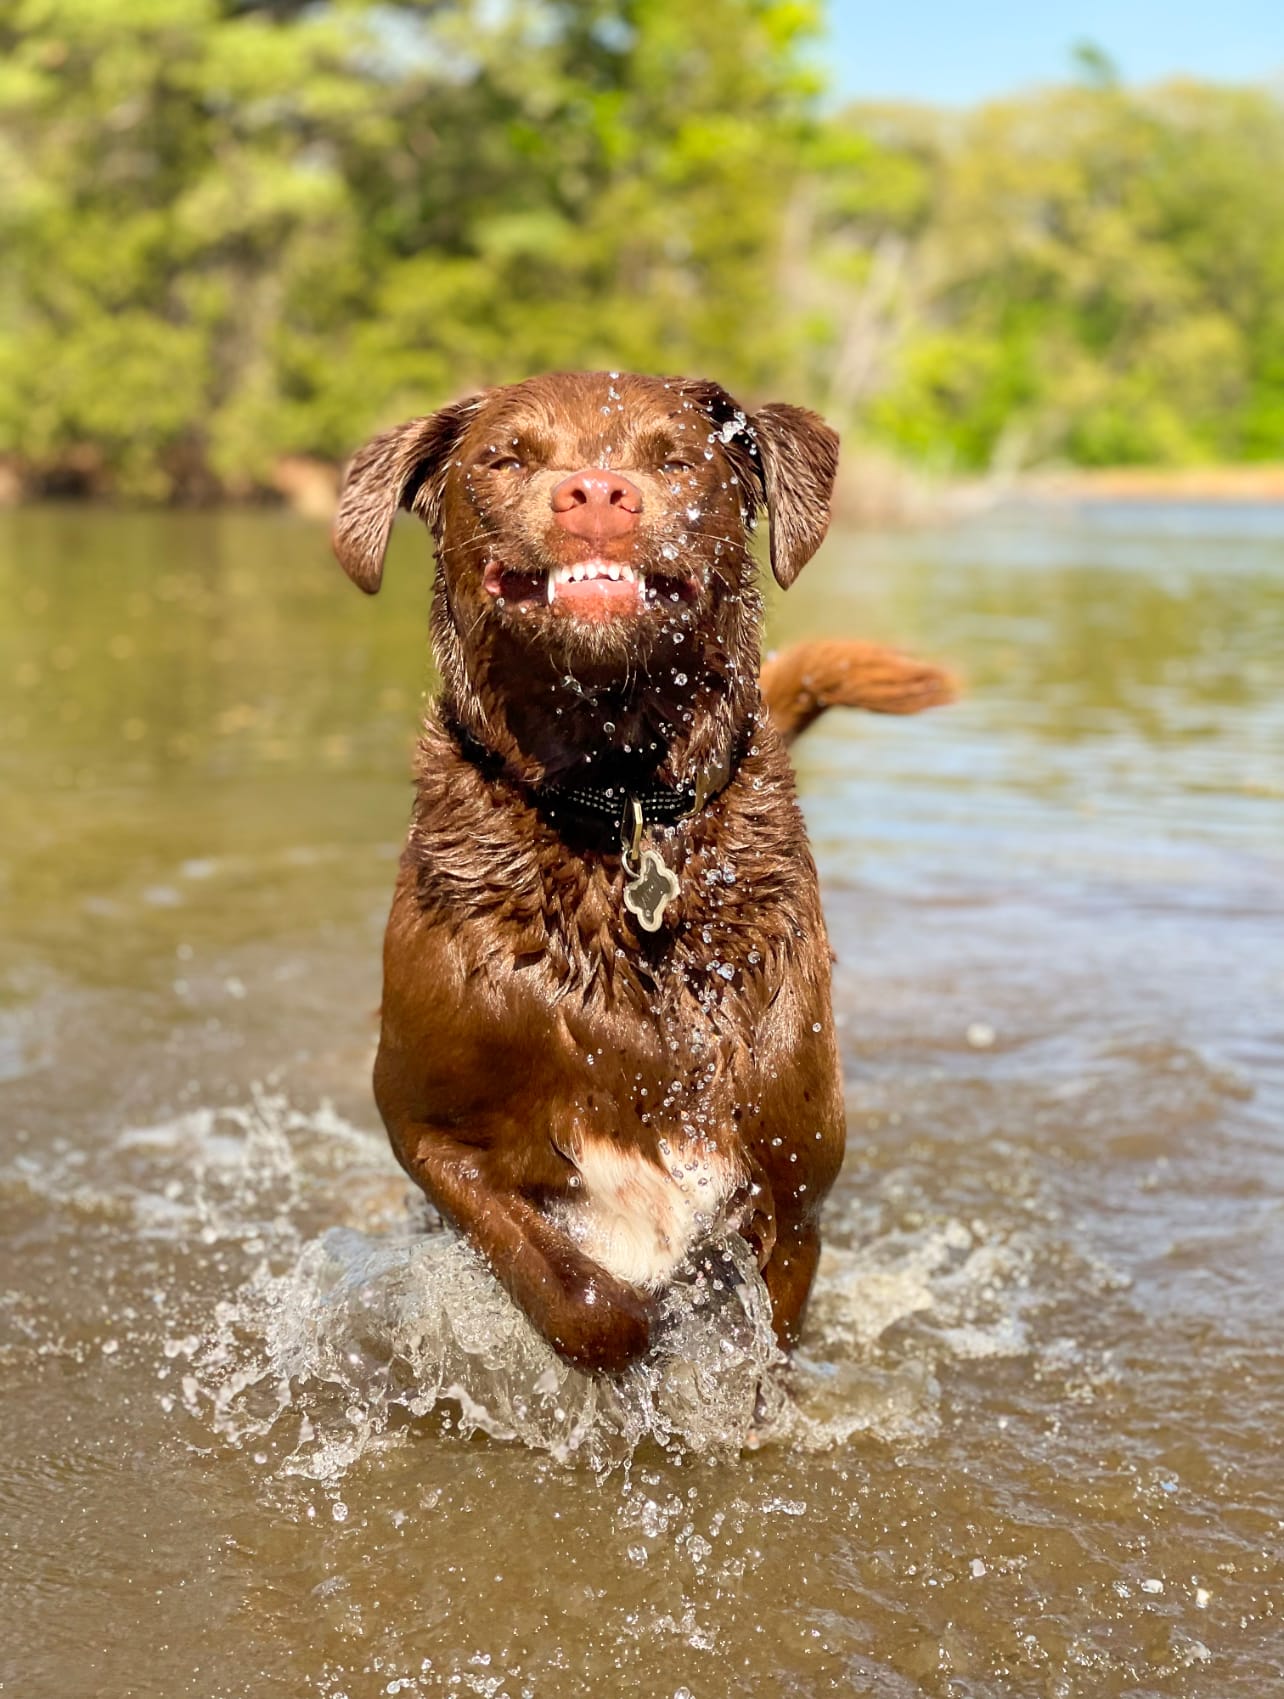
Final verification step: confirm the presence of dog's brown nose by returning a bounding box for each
[550,469,642,537]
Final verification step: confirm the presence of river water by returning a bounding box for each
[2,502,1280,1697]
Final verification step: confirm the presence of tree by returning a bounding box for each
[0,0,821,497]
[805,81,1284,470]
[2,4,1281,494]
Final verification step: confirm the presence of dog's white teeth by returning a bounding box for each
[546,569,556,605]
[550,559,644,596]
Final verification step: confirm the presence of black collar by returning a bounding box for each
[543,772,712,828]
[447,719,739,834]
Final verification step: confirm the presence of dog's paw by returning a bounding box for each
[546,1273,655,1375]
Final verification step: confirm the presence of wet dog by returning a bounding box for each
[333,372,952,1370]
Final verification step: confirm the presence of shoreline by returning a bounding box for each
[6,455,1284,524]
[1016,464,1284,504]
[832,456,1284,528]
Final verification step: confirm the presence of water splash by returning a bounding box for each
[5,1092,1045,1475]
[186,1223,790,1475]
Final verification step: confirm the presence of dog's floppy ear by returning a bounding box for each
[332,394,486,593]
[679,379,839,591]
[751,403,840,589]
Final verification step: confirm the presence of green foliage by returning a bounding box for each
[1,2,1282,495]
[0,0,819,495]
[810,81,1284,469]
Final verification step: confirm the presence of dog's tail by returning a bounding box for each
[760,639,957,747]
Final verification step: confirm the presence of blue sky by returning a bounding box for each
[825,0,1284,104]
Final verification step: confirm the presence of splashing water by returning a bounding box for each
[187,1215,796,1475]
[9,1090,1038,1479]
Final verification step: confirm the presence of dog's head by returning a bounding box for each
[335,369,836,671]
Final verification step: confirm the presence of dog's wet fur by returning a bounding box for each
[333,371,953,1371]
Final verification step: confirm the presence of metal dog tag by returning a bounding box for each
[622,846,680,932]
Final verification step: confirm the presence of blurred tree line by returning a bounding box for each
[1,0,1281,500]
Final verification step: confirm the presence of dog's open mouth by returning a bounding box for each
[482,557,699,620]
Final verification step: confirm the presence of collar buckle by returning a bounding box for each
[621,796,644,870]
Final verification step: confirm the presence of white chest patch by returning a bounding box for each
[551,1137,740,1291]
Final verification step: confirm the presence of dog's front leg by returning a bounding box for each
[760,1219,822,1352]
[398,1124,655,1373]
[727,1150,778,1272]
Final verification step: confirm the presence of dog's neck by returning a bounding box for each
[431,601,762,795]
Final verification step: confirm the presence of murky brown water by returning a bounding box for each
[2,502,1281,1698]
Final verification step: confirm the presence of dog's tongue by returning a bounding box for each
[552,575,642,619]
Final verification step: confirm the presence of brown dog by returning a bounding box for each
[333,371,952,1372]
